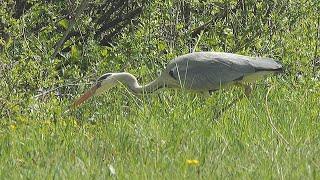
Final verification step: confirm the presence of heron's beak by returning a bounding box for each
[72,84,99,108]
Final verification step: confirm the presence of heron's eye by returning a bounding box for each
[97,73,112,81]
[96,81,102,88]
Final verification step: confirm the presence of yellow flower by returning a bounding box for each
[186,159,199,166]
[44,120,51,125]
[10,124,16,130]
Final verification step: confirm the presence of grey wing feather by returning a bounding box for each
[167,52,261,90]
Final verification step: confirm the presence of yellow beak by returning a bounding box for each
[72,85,99,108]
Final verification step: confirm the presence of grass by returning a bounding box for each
[1,76,319,179]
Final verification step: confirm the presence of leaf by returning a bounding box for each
[71,45,80,60]
[223,28,233,36]
[58,19,69,30]
[157,41,167,51]
[100,48,109,57]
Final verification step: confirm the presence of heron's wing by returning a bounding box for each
[168,55,255,90]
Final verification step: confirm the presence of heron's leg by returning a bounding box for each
[213,84,251,121]
[202,91,211,98]
[244,84,252,97]
[213,96,240,121]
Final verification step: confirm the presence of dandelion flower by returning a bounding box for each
[186,159,199,166]
[10,124,16,130]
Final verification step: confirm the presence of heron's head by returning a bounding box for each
[73,73,117,107]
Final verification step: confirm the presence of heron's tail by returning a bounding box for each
[250,57,283,73]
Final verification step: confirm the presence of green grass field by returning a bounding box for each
[1,76,319,179]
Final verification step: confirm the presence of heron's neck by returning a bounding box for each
[116,72,164,94]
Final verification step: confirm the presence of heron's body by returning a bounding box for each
[73,52,283,107]
[161,52,282,92]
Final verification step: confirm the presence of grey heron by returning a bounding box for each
[73,52,282,107]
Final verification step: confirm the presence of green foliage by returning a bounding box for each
[0,0,319,178]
